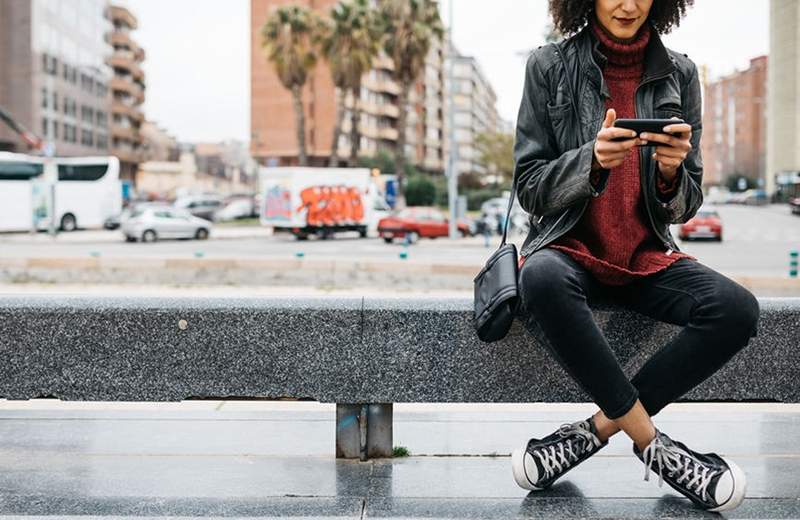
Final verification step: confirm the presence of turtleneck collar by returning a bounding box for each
[591,17,651,68]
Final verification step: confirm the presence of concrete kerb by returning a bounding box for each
[0,295,798,459]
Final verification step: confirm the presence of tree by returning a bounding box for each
[377,0,444,203]
[261,5,323,167]
[319,0,382,167]
[474,131,515,187]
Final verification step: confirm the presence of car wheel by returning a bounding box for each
[124,236,136,243]
[383,237,393,244]
[459,228,468,238]
[358,227,368,238]
[60,213,77,232]
[142,230,157,243]
[195,228,209,240]
[406,231,419,244]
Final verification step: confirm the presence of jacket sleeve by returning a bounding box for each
[651,61,704,224]
[513,51,610,217]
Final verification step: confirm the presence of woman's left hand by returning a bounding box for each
[640,120,693,181]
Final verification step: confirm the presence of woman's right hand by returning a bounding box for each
[592,108,646,170]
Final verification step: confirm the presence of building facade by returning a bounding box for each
[0,0,112,156]
[767,0,800,198]
[444,43,500,179]
[250,0,453,175]
[106,4,146,181]
[701,55,767,188]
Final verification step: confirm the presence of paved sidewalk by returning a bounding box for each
[0,401,797,519]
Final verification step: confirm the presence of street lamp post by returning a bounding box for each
[446,0,459,240]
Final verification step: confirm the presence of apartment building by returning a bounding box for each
[250,0,448,174]
[701,55,767,187]
[0,0,112,155]
[767,0,800,197]
[444,43,500,179]
[106,4,146,181]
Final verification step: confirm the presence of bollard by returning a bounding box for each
[295,251,305,258]
[791,250,798,278]
[399,249,408,260]
[194,251,204,258]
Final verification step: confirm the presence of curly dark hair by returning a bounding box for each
[548,0,694,35]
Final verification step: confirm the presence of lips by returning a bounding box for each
[615,17,637,25]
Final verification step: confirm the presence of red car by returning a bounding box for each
[378,207,471,243]
[678,207,723,241]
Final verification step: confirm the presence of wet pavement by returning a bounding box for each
[0,401,797,519]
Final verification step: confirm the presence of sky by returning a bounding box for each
[125,0,770,143]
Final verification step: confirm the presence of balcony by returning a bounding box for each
[105,31,142,55]
[110,77,144,104]
[112,101,144,123]
[363,76,401,96]
[111,125,141,143]
[360,100,400,119]
[106,5,138,30]
[107,52,144,81]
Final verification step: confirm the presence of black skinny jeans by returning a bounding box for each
[518,247,760,420]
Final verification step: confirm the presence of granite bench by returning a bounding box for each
[0,295,797,460]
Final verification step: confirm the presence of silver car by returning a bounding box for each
[122,207,212,242]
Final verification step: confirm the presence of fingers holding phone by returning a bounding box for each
[643,119,693,175]
[593,109,645,170]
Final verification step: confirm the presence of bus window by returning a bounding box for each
[57,163,108,181]
[0,161,44,181]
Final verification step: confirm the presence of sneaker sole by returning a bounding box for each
[511,448,545,491]
[707,458,747,512]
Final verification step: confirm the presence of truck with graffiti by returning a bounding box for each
[258,167,390,240]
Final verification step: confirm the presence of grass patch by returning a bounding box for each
[392,445,410,457]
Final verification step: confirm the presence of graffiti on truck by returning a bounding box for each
[263,185,292,221]
[296,185,364,227]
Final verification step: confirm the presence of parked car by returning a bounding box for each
[377,207,472,243]
[678,206,723,241]
[174,195,223,220]
[729,189,768,206]
[790,197,800,215]
[104,201,171,230]
[214,197,257,222]
[122,207,212,242]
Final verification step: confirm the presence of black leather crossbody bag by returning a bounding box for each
[472,179,519,343]
[473,42,581,343]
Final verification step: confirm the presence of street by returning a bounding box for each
[1,204,798,278]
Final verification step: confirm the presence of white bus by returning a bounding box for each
[0,152,121,232]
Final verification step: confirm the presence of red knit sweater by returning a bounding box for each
[542,20,696,285]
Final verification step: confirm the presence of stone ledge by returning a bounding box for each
[0,295,797,403]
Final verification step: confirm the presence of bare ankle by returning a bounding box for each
[592,410,621,442]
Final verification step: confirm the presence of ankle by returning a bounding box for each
[592,411,621,443]
[634,427,657,452]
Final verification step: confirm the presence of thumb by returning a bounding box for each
[602,108,616,129]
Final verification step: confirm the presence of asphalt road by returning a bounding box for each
[1,203,798,277]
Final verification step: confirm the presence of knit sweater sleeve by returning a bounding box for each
[656,169,681,201]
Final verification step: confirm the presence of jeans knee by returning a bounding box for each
[518,251,574,311]
[713,282,760,340]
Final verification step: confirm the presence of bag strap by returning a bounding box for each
[501,42,579,247]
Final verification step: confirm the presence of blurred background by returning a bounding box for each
[0,0,798,297]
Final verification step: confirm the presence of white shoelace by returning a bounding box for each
[532,421,603,480]
[641,434,719,502]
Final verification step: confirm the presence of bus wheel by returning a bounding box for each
[195,228,209,240]
[60,213,77,232]
[142,230,157,243]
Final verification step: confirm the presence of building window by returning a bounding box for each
[96,133,108,149]
[52,92,58,112]
[41,88,48,109]
[41,117,49,138]
[52,121,59,140]
[81,129,93,147]
[96,111,107,128]
[81,105,94,123]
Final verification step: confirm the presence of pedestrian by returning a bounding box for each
[510,0,759,513]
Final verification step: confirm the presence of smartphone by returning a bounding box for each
[611,118,685,144]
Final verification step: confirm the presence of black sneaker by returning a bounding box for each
[634,429,746,512]
[512,416,607,491]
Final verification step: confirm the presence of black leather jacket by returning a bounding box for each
[513,23,704,259]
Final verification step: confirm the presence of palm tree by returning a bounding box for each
[261,5,323,167]
[377,0,444,200]
[319,0,381,167]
